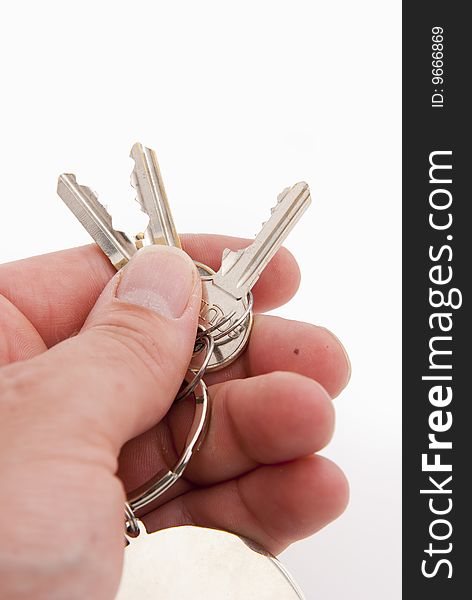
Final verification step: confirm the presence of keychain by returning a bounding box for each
[118,378,304,599]
[57,142,310,599]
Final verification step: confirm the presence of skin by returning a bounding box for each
[0,235,350,599]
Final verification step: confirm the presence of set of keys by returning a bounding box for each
[57,143,311,599]
[57,142,311,371]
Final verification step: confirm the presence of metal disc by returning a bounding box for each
[116,524,305,599]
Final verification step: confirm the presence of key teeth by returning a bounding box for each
[258,180,311,237]
[129,144,140,190]
[263,186,289,229]
[273,182,311,211]
[129,155,147,216]
[81,183,100,205]
[130,175,142,211]
[129,142,153,223]
[58,174,104,211]
[277,187,290,203]
[129,156,138,193]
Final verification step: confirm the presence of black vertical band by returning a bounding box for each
[403,2,470,597]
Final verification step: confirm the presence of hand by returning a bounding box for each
[0,236,350,599]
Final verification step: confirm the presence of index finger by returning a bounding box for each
[0,234,300,347]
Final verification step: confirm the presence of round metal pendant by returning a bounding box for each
[116,523,305,599]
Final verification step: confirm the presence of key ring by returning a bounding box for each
[196,279,254,345]
[124,502,140,538]
[126,375,210,516]
[211,291,253,343]
[176,326,214,401]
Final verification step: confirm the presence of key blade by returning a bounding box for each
[214,182,311,299]
[130,142,181,248]
[57,173,137,270]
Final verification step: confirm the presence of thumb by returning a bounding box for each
[28,245,201,449]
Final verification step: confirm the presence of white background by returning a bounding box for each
[0,2,401,598]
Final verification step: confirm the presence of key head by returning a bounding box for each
[197,263,253,371]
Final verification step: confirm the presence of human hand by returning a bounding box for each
[0,236,350,599]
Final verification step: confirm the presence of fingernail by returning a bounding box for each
[116,246,197,318]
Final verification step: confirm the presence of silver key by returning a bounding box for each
[129,143,229,337]
[202,181,311,371]
[129,143,245,343]
[130,142,181,248]
[57,173,137,270]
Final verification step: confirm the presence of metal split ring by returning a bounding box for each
[196,288,254,346]
[126,375,210,516]
[124,291,253,531]
[195,276,237,340]
[124,502,140,538]
[176,327,214,401]
[212,291,254,343]
[196,308,237,340]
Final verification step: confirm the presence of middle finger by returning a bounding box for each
[118,370,334,495]
[204,314,351,399]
